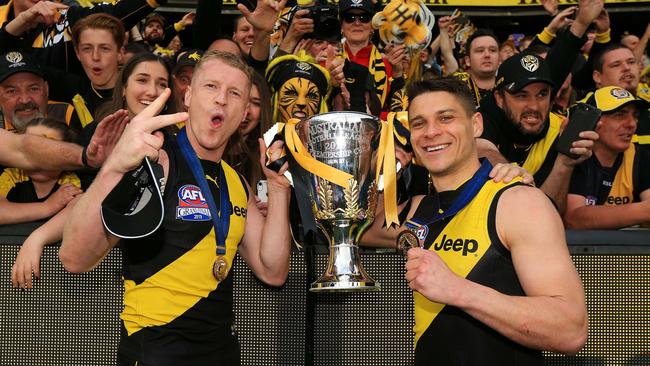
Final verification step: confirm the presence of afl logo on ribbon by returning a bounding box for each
[176,184,212,221]
[415,225,429,241]
[520,55,539,72]
[405,222,429,241]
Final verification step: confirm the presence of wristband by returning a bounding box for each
[81,145,93,169]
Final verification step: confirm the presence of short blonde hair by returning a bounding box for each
[194,50,253,89]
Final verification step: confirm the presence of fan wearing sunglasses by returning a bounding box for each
[339,0,394,110]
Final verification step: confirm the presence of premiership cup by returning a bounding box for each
[288,112,382,292]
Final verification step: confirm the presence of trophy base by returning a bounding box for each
[309,277,381,293]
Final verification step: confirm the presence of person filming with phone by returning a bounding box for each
[564,86,650,229]
[477,52,598,214]
[476,0,605,214]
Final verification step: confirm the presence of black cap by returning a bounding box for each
[495,53,555,93]
[339,0,374,16]
[0,51,44,83]
[173,49,203,74]
[144,12,166,27]
[266,55,330,99]
[101,158,165,239]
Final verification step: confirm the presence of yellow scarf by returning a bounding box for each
[72,94,95,128]
[344,44,389,107]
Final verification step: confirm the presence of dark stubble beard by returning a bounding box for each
[502,100,547,137]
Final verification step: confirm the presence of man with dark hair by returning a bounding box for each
[0,50,81,133]
[139,12,194,58]
[61,51,292,365]
[479,53,597,213]
[565,86,650,229]
[593,43,640,93]
[591,42,650,150]
[232,15,255,55]
[172,49,203,112]
[142,13,166,45]
[452,29,500,105]
[362,77,587,364]
[477,0,604,213]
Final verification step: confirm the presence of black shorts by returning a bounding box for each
[118,322,241,366]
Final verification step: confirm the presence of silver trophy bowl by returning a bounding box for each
[292,111,381,292]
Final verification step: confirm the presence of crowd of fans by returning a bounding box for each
[0,0,648,290]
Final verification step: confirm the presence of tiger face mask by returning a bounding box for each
[277,77,321,122]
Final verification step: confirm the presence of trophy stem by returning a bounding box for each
[310,220,381,292]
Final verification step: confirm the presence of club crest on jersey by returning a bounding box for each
[176,184,211,221]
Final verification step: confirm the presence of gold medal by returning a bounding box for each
[213,256,229,281]
[396,230,421,257]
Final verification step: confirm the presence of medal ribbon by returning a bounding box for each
[177,128,230,256]
[408,160,492,227]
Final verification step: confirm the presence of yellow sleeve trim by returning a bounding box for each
[0,168,29,198]
[538,27,556,45]
[595,29,610,44]
[174,21,184,32]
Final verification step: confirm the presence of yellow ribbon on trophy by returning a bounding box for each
[375,114,400,227]
[283,118,355,189]
[276,116,399,227]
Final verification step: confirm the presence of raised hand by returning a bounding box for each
[6,1,68,35]
[572,0,604,36]
[547,6,576,34]
[558,130,598,167]
[238,0,289,34]
[103,89,188,174]
[181,12,195,27]
[541,0,559,16]
[593,8,610,34]
[385,43,407,78]
[325,45,345,87]
[259,138,291,191]
[85,109,129,169]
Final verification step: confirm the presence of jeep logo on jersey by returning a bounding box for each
[229,202,247,218]
[176,184,211,221]
[606,195,630,205]
[433,234,479,256]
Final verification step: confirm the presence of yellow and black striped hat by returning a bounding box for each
[581,86,642,113]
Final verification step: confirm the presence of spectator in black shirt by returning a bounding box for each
[565,86,650,229]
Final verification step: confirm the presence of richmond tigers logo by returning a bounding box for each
[520,55,540,72]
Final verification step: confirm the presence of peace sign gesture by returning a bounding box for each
[104,88,188,174]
